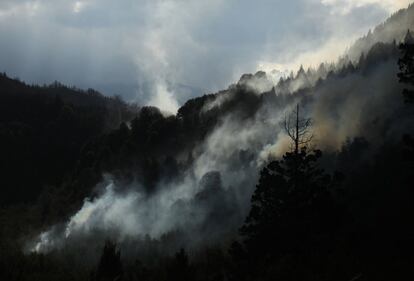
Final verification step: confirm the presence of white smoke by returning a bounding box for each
[146,81,180,114]
[30,99,292,254]
[28,16,414,256]
[31,175,202,252]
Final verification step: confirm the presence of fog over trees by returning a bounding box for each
[1,3,414,281]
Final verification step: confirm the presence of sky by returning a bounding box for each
[0,0,412,113]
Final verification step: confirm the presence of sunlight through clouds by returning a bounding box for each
[0,1,39,19]
[0,0,411,112]
[320,0,413,15]
[73,1,86,13]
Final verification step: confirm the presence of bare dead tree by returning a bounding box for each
[284,104,313,154]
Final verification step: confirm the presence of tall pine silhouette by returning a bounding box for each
[96,241,123,281]
[398,30,414,159]
[233,105,342,280]
[398,30,414,103]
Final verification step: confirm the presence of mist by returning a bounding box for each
[0,3,413,280]
[28,23,414,258]
[0,0,411,112]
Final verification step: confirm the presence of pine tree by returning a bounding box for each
[398,30,414,159]
[96,241,123,281]
[234,105,341,280]
[240,148,338,255]
[168,248,193,281]
[398,30,414,103]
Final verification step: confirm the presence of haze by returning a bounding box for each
[0,0,411,112]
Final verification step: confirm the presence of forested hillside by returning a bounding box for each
[1,4,414,281]
[0,75,138,205]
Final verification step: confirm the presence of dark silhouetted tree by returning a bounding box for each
[96,241,123,281]
[168,248,193,281]
[234,105,341,280]
[398,30,414,103]
[398,30,414,160]
[283,103,313,156]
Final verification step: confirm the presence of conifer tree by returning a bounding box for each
[398,30,414,159]
[96,241,123,281]
[398,30,414,103]
[236,105,341,278]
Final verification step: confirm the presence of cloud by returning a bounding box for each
[0,0,410,112]
[320,0,412,15]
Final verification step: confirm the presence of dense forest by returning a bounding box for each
[1,4,414,281]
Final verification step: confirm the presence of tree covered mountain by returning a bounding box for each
[0,3,414,281]
[0,74,138,205]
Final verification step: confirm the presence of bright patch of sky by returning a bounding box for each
[0,0,411,112]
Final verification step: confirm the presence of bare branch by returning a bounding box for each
[283,104,313,153]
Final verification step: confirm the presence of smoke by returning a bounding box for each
[26,69,302,256]
[30,46,410,257]
[146,81,180,115]
[30,118,263,252]
[311,60,405,149]
[31,179,196,253]
[29,90,292,255]
[1,0,407,108]
[346,3,414,61]
[27,7,414,259]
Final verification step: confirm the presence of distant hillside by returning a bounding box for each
[347,3,414,61]
[0,73,138,205]
[0,74,139,128]
[1,7,412,208]
[0,4,413,281]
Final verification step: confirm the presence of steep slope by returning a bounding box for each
[0,74,138,205]
[0,5,412,280]
[347,3,414,61]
